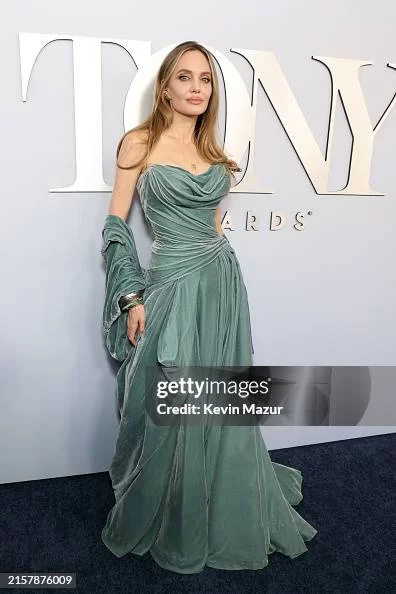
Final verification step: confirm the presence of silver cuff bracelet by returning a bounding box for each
[118,289,144,310]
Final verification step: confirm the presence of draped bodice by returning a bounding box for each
[136,163,236,289]
[137,163,230,241]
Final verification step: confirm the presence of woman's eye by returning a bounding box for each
[178,75,211,83]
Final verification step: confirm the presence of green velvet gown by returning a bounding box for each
[100,163,317,574]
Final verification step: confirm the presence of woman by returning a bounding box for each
[101,40,317,574]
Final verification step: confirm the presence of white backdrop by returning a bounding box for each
[1,0,395,484]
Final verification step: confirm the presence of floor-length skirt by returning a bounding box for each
[101,245,318,573]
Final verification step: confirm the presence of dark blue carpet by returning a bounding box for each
[0,433,394,593]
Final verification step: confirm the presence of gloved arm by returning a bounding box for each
[101,214,146,362]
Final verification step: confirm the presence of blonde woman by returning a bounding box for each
[100,40,317,574]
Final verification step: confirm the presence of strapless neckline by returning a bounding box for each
[138,162,222,186]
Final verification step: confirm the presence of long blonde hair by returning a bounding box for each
[115,40,241,176]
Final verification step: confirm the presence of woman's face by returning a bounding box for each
[165,50,212,116]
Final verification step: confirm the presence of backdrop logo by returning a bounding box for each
[19,34,393,200]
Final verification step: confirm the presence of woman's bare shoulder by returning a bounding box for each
[118,129,148,167]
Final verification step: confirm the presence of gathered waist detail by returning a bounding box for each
[145,234,235,290]
[152,233,231,250]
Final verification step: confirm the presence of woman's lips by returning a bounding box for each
[187,98,204,104]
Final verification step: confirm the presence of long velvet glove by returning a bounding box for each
[101,214,147,362]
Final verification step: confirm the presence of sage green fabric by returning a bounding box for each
[101,163,318,573]
[101,214,147,361]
